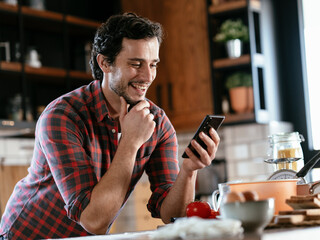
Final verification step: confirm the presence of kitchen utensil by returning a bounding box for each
[212,179,298,214]
[296,151,320,178]
[268,169,306,184]
[220,198,275,234]
[212,183,231,211]
[268,151,320,184]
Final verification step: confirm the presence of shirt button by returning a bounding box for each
[112,129,116,133]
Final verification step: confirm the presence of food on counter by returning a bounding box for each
[208,209,220,219]
[268,194,320,228]
[150,217,243,239]
[276,147,302,171]
[186,201,211,218]
[224,191,245,203]
[285,193,320,209]
[224,190,259,204]
[186,200,220,219]
[243,190,259,201]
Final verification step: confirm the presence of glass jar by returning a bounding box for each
[267,132,305,171]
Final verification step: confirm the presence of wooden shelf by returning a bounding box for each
[213,54,251,69]
[209,0,247,14]
[224,112,255,124]
[25,65,66,78]
[69,70,92,80]
[0,2,100,29]
[0,61,92,81]
[21,6,63,21]
[0,2,17,13]
[0,61,21,72]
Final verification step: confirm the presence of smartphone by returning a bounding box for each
[182,115,225,158]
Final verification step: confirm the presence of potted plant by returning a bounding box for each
[214,19,249,58]
[225,72,253,113]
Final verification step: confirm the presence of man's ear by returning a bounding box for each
[96,54,110,73]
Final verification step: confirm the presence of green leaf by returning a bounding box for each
[225,72,252,89]
[214,19,249,43]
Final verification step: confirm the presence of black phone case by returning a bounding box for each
[182,115,225,158]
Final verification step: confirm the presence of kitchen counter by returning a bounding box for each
[49,226,320,240]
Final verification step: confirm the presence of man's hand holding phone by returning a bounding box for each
[182,115,225,172]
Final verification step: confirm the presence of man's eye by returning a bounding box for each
[151,64,158,68]
[131,63,141,68]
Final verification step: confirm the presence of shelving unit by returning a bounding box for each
[0,1,119,127]
[208,0,247,14]
[0,61,92,79]
[213,54,250,69]
[0,2,101,27]
[207,0,281,124]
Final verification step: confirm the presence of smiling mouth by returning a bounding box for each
[131,83,149,91]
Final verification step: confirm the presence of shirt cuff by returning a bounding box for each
[147,184,172,218]
[65,191,92,222]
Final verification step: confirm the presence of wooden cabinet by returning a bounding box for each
[111,181,163,233]
[0,165,29,216]
[207,0,282,124]
[133,182,163,231]
[121,0,214,131]
[0,1,120,125]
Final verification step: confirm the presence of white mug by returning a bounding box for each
[212,183,230,211]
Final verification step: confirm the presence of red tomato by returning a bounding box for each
[186,201,211,218]
[208,209,220,219]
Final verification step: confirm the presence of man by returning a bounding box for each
[0,13,220,239]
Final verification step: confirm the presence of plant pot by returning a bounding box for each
[229,86,254,113]
[225,39,243,58]
[247,86,254,112]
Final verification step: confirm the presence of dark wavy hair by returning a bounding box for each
[90,13,163,80]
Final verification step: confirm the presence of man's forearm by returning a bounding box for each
[80,139,138,234]
[160,168,197,223]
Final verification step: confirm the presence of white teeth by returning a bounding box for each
[132,83,148,90]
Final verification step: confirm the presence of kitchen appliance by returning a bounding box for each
[268,148,320,185]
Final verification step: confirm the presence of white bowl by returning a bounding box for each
[220,198,275,233]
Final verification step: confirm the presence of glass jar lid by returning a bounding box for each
[268,132,305,145]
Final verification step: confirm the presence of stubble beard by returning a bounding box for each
[111,83,139,105]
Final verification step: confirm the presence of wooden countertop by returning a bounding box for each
[49,226,320,240]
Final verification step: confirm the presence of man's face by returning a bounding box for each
[107,37,160,105]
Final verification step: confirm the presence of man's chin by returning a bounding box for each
[122,96,142,105]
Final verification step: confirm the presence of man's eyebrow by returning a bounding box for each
[128,58,160,63]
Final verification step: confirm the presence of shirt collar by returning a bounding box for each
[91,80,111,122]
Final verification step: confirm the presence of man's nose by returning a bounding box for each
[141,65,155,82]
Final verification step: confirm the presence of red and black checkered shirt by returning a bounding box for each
[0,80,179,239]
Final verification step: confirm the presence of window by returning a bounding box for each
[299,0,320,150]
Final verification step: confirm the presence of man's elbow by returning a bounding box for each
[80,215,109,235]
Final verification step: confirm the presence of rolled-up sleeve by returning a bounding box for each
[38,106,96,222]
[146,113,179,217]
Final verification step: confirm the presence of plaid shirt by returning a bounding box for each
[0,80,179,239]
